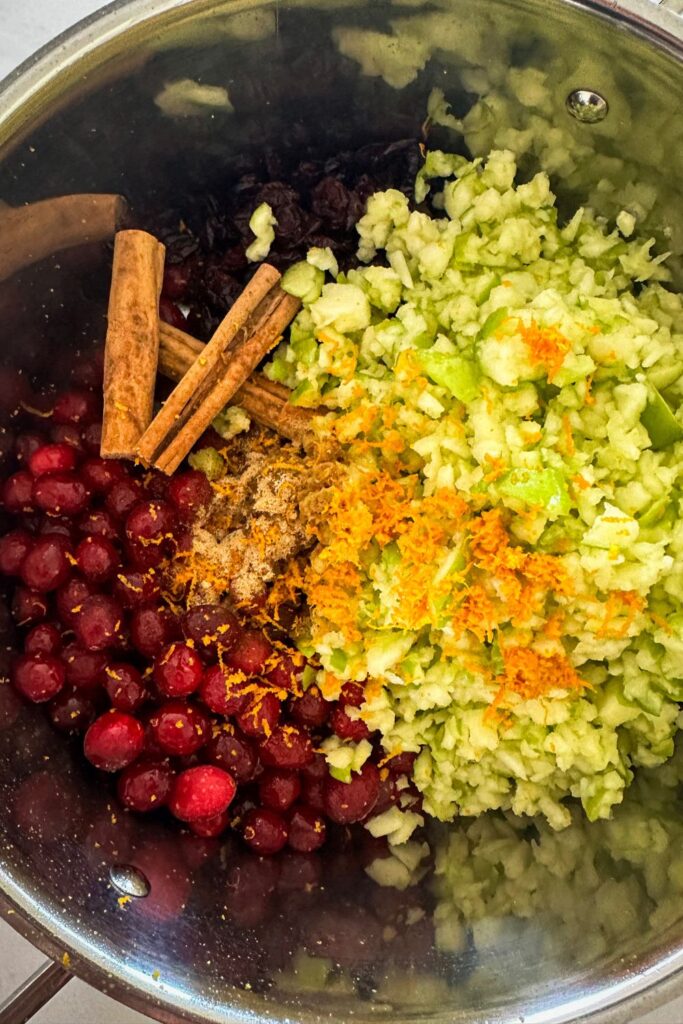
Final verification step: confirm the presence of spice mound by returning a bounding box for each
[174,430,338,606]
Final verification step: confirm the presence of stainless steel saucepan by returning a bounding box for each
[0,2,682,1023]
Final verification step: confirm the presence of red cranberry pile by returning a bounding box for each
[0,381,418,856]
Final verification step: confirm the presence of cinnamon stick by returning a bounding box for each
[236,375,318,442]
[0,194,127,283]
[158,319,316,443]
[101,230,166,459]
[157,321,204,378]
[137,264,300,474]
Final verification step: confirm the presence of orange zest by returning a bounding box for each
[596,590,645,639]
[516,318,571,381]
[487,646,586,717]
[562,415,575,457]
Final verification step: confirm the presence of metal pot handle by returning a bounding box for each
[0,961,71,1024]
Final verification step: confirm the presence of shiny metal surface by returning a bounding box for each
[566,89,609,123]
[0,2,682,1023]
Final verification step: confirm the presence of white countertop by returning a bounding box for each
[0,3,681,1023]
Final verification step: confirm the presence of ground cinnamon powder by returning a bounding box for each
[174,430,338,605]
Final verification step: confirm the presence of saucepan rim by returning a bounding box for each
[0,1,682,1023]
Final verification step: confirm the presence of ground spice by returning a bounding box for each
[174,430,339,604]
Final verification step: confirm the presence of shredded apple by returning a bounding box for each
[298,469,580,709]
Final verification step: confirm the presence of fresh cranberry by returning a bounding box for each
[104,662,148,712]
[159,296,188,331]
[81,421,103,454]
[50,424,84,452]
[149,700,210,756]
[162,262,192,300]
[0,529,33,576]
[105,478,145,520]
[33,472,91,516]
[124,537,166,572]
[265,652,303,692]
[130,606,178,658]
[330,705,372,742]
[236,691,281,739]
[181,603,242,660]
[174,527,193,556]
[81,457,128,494]
[287,804,327,853]
[178,832,221,869]
[113,569,161,608]
[48,687,95,733]
[324,762,380,824]
[2,470,35,513]
[125,499,176,548]
[374,772,400,815]
[189,810,230,837]
[154,642,203,698]
[302,752,327,781]
[168,765,236,822]
[259,724,314,770]
[75,535,119,583]
[12,586,48,625]
[28,443,78,477]
[78,509,119,542]
[74,595,124,651]
[290,685,330,729]
[55,576,96,627]
[386,751,418,776]
[143,471,170,500]
[14,432,44,465]
[141,711,165,757]
[61,643,107,691]
[198,663,248,716]
[241,807,288,856]
[302,774,325,814]
[225,629,273,676]
[12,653,65,702]
[20,536,71,592]
[84,709,144,771]
[52,390,99,426]
[206,729,258,782]
[117,759,174,812]
[259,769,301,812]
[24,622,62,656]
[167,470,212,521]
[195,427,225,453]
[339,682,365,707]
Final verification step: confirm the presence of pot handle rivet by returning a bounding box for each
[566,88,609,123]
[109,863,150,899]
